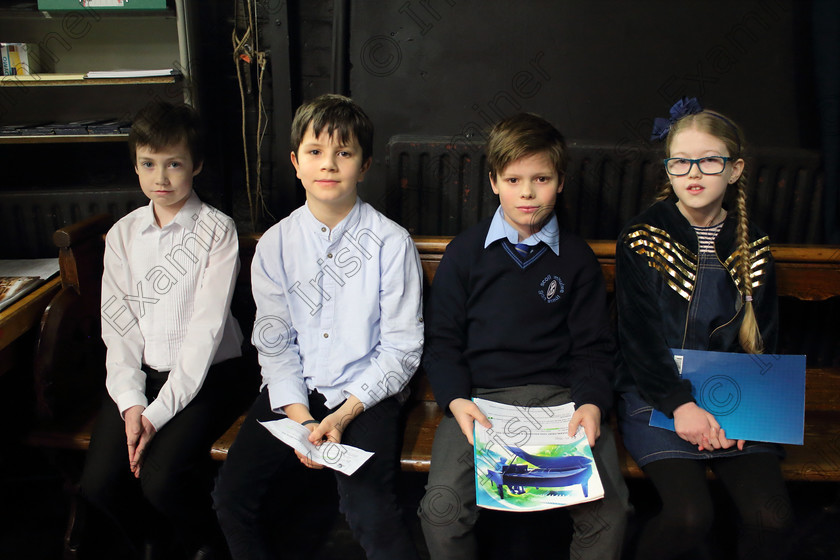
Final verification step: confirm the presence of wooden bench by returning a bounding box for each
[26,218,840,483]
[31,214,112,426]
[396,238,840,480]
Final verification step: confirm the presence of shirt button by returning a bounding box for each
[323,333,329,338]
[327,253,333,258]
[321,227,327,232]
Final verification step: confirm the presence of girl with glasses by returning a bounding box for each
[614,102,793,560]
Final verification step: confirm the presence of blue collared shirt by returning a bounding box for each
[251,198,424,413]
[483,205,560,255]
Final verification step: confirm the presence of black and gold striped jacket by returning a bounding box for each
[614,199,778,416]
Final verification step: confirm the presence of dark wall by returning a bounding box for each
[238,0,840,242]
[1,1,831,248]
[343,0,815,215]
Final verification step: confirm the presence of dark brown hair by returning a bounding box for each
[486,112,567,181]
[128,101,203,166]
[290,94,374,161]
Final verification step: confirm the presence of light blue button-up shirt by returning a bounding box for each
[251,198,424,413]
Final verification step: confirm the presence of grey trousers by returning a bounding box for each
[418,385,630,560]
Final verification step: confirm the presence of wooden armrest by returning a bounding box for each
[53,213,113,249]
[34,286,106,422]
[54,214,113,293]
[34,288,81,420]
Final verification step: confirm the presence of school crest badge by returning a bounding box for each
[538,274,565,303]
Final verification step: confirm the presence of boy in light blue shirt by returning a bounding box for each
[213,94,424,560]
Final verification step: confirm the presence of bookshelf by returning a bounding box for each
[0,0,194,139]
[0,0,198,258]
[0,134,127,144]
[0,74,180,86]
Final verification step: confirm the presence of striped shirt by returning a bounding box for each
[693,222,724,254]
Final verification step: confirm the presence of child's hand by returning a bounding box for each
[309,394,364,447]
[297,420,325,469]
[569,404,601,447]
[124,405,156,477]
[297,395,365,470]
[673,402,719,451]
[448,398,491,446]
[717,428,746,451]
[125,405,143,466]
[282,403,325,469]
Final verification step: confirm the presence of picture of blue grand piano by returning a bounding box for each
[486,446,594,500]
[472,399,605,511]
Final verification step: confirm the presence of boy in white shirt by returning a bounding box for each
[80,101,251,559]
[213,94,424,559]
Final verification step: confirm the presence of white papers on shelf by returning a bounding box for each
[84,69,177,79]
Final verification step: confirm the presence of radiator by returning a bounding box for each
[0,189,147,258]
[387,135,825,244]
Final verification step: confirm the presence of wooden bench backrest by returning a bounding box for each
[240,234,840,300]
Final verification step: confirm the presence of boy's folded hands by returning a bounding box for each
[124,405,157,478]
[287,395,367,469]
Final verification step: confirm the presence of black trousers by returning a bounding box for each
[79,357,255,557]
[213,387,420,560]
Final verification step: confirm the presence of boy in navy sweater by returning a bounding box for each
[418,113,629,560]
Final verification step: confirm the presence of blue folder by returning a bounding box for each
[649,349,806,445]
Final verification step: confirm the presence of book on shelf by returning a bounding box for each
[0,122,51,136]
[0,258,59,313]
[19,124,56,136]
[51,119,105,135]
[0,73,87,83]
[0,43,40,76]
[84,69,179,79]
[1,119,131,137]
[86,119,131,135]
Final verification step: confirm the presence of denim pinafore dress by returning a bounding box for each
[619,226,781,467]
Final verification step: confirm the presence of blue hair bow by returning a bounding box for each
[650,97,704,141]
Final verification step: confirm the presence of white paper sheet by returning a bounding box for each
[259,418,374,476]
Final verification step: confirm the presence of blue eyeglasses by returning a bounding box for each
[663,156,733,176]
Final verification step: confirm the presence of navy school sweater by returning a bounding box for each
[422,217,616,416]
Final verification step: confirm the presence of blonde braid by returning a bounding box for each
[735,178,763,353]
[654,182,673,202]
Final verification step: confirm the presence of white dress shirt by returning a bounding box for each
[101,191,243,430]
[251,197,424,413]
